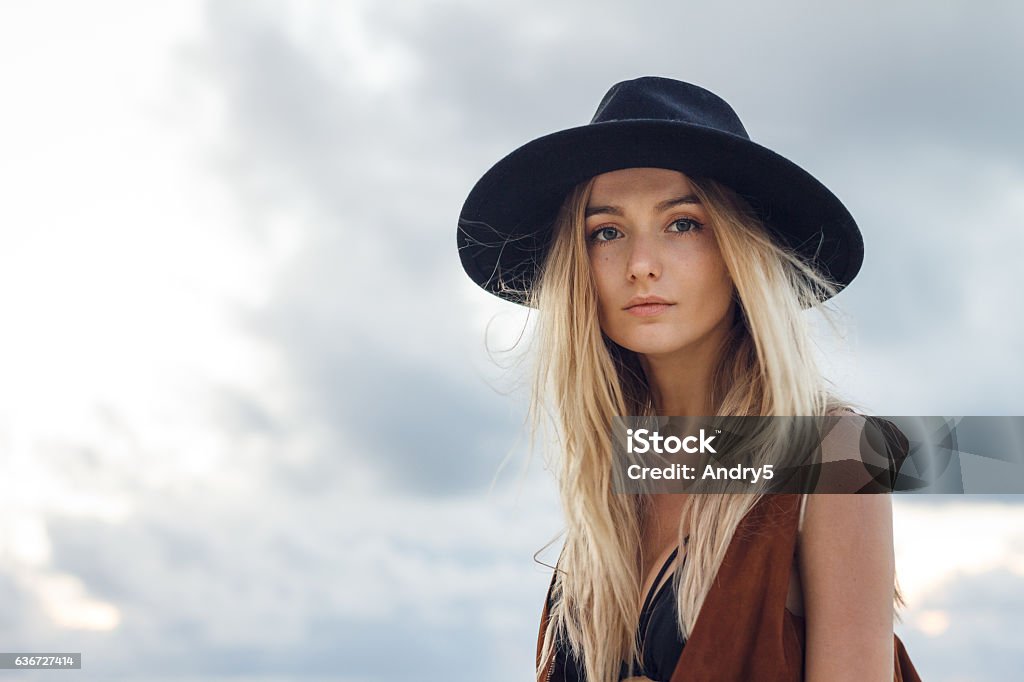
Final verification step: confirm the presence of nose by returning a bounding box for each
[626,232,662,281]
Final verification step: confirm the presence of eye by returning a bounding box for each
[587,226,621,244]
[669,217,704,234]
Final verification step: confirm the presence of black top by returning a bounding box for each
[548,537,689,681]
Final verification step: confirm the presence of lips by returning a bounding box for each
[626,302,674,317]
[624,295,673,310]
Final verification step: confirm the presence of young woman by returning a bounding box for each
[456,77,923,682]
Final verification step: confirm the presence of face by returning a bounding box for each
[584,167,736,357]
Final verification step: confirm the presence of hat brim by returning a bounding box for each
[457,119,863,307]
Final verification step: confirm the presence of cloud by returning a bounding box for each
[8,470,560,681]
[180,0,551,497]
[898,566,1024,681]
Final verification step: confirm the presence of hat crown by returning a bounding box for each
[590,76,750,140]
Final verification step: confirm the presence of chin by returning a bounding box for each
[613,331,697,356]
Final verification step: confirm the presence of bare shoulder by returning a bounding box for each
[814,407,895,494]
[819,406,868,463]
[799,493,894,558]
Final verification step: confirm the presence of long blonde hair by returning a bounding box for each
[527,173,907,682]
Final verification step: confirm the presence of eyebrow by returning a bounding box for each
[584,193,702,218]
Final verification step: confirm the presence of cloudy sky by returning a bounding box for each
[0,1,1022,680]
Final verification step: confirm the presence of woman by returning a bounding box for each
[456,77,922,681]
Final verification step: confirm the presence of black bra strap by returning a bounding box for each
[640,535,688,617]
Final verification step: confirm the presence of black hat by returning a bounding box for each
[456,76,863,307]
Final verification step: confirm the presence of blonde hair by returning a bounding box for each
[526,173,907,682]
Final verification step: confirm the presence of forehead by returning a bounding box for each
[588,167,694,202]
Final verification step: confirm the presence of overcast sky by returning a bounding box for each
[0,1,1022,680]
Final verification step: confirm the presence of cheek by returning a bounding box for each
[588,252,621,327]
[589,251,616,295]
[666,249,735,318]
[667,247,727,288]
[701,263,734,306]
[701,256,733,291]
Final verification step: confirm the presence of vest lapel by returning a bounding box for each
[669,494,803,681]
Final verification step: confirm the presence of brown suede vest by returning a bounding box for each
[536,494,923,681]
